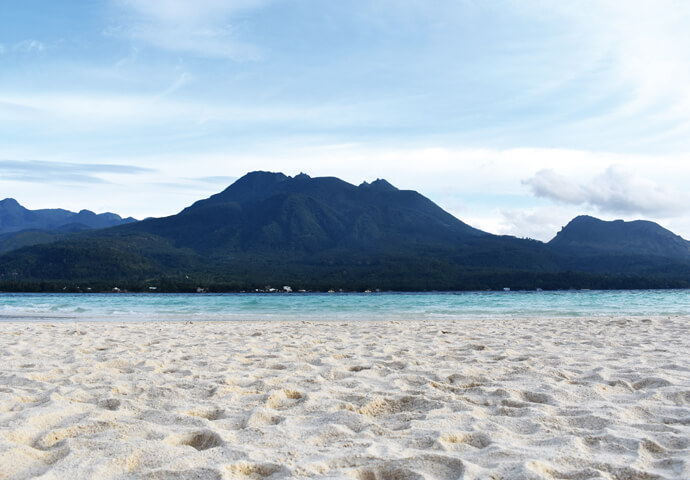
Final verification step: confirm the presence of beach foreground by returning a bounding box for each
[1,317,688,480]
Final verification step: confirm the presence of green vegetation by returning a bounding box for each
[1,172,689,292]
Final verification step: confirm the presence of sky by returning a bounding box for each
[1,0,690,241]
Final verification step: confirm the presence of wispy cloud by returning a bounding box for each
[195,175,238,185]
[0,92,396,134]
[156,72,192,99]
[0,159,152,184]
[524,165,687,217]
[0,40,46,55]
[13,40,46,53]
[537,1,690,149]
[111,0,269,59]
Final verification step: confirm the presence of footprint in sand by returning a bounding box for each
[357,396,437,417]
[227,461,285,478]
[520,391,553,405]
[354,466,423,480]
[440,432,492,449]
[349,365,371,372]
[97,398,121,410]
[35,423,109,450]
[247,410,284,426]
[638,439,668,458]
[0,442,70,477]
[167,429,223,451]
[146,468,223,480]
[265,389,304,410]
[446,373,485,388]
[353,455,465,480]
[632,377,673,391]
[185,406,224,420]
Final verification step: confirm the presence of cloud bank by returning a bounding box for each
[524,165,686,217]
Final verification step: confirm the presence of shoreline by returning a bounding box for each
[1,317,688,479]
[0,314,688,324]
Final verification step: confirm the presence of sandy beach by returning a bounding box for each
[1,316,688,479]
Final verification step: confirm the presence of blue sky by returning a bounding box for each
[1,0,690,240]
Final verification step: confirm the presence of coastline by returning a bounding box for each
[1,317,688,479]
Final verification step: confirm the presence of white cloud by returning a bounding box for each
[522,170,589,206]
[112,0,268,59]
[13,40,45,53]
[497,206,586,242]
[524,165,687,217]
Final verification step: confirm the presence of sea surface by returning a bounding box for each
[0,290,688,321]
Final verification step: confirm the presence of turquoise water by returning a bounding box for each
[0,290,688,321]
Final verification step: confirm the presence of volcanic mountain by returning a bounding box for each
[0,172,688,290]
[122,171,487,254]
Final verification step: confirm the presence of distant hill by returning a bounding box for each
[550,215,690,258]
[547,215,690,278]
[0,198,137,253]
[0,173,689,291]
[0,198,136,234]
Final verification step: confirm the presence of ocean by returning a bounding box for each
[0,290,688,321]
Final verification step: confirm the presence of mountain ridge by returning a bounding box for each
[0,172,688,291]
[121,171,487,255]
[0,198,137,235]
[0,199,138,254]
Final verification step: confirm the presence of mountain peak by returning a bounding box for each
[236,171,289,189]
[559,215,677,235]
[0,198,23,209]
[202,171,289,206]
[566,215,624,227]
[359,179,398,192]
[246,170,288,179]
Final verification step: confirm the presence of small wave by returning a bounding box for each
[0,290,688,321]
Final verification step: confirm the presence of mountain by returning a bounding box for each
[0,198,136,234]
[121,171,487,255]
[0,173,688,291]
[0,198,137,254]
[545,215,690,278]
[550,215,690,258]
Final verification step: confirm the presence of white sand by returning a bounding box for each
[0,316,689,480]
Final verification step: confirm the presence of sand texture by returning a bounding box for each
[1,316,689,479]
